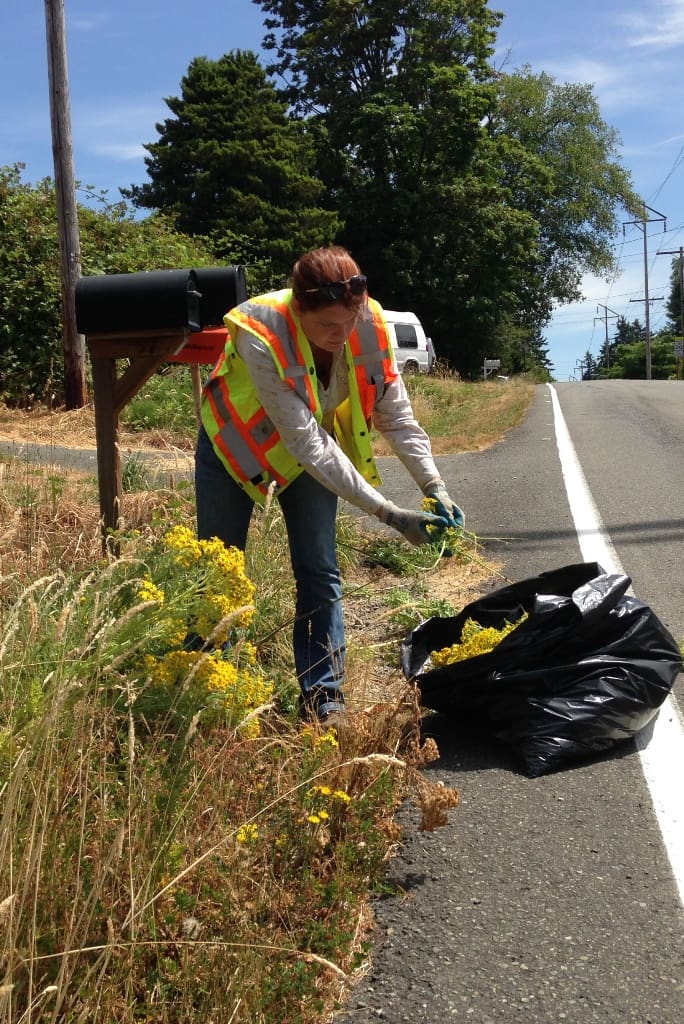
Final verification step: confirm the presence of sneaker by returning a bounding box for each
[299,688,346,723]
[319,707,348,730]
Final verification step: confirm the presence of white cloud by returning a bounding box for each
[90,141,147,161]
[622,0,684,49]
[73,99,164,162]
[69,12,111,33]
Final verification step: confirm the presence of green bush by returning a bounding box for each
[0,165,217,407]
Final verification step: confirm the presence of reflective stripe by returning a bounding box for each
[230,295,314,406]
[206,385,267,482]
[202,290,396,501]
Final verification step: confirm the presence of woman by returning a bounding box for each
[195,246,463,722]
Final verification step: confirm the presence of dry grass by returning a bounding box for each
[0,377,534,457]
[0,375,524,1022]
[0,439,498,1022]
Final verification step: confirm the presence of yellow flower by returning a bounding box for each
[431,614,527,667]
[307,785,332,798]
[138,578,165,604]
[236,823,259,844]
[421,497,462,547]
[307,814,321,825]
[332,789,351,803]
[314,729,339,750]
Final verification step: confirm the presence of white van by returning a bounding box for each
[382,309,435,374]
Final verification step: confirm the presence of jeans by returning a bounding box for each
[195,426,346,717]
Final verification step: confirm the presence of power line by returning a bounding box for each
[623,204,667,379]
[595,304,619,367]
[648,142,684,205]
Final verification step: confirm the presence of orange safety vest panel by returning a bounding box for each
[200,289,397,503]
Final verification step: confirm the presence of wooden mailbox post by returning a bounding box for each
[75,266,246,549]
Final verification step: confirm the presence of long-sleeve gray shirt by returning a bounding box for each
[235,328,442,516]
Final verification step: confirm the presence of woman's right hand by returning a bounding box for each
[377,501,448,546]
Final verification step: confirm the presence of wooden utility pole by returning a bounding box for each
[594,303,619,369]
[623,204,666,381]
[45,0,87,408]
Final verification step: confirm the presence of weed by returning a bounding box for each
[122,452,150,492]
[0,379,514,1022]
[122,368,197,438]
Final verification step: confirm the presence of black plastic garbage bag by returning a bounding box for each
[401,562,682,777]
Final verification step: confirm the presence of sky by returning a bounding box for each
[2,1,684,380]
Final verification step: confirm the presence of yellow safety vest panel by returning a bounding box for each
[201,289,396,504]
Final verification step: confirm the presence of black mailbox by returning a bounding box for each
[75,269,202,334]
[194,266,247,327]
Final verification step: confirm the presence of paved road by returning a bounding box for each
[335,382,684,1024]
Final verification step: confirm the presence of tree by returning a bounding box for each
[257,0,541,374]
[0,165,217,406]
[665,253,684,336]
[255,1,640,376]
[608,336,676,379]
[581,350,599,380]
[125,51,339,279]
[498,321,553,378]
[488,68,641,317]
[614,316,644,346]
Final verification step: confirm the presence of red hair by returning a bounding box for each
[291,246,366,311]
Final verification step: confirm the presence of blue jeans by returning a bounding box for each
[195,426,345,718]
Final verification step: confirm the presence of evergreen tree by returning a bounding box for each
[255,1,640,376]
[581,350,599,380]
[614,316,644,345]
[665,254,683,336]
[125,51,339,278]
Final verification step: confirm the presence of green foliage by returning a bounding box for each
[254,1,638,378]
[581,349,600,380]
[497,320,554,379]
[383,585,457,632]
[3,4,643,394]
[665,255,683,335]
[490,69,641,311]
[607,336,677,379]
[122,452,151,492]
[122,365,198,435]
[0,164,217,407]
[125,51,339,279]
[0,167,63,405]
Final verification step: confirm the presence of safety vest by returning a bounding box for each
[201,289,397,504]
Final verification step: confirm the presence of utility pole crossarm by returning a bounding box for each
[622,204,667,380]
[595,304,619,368]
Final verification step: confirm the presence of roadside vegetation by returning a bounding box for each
[0,369,536,458]
[0,374,532,1023]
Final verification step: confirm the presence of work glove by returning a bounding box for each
[377,501,448,546]
[422,479,465,529]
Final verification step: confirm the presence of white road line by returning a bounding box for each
[548,383,684,906]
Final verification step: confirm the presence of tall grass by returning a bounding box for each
[115,367,535,458]
[397,375,534,454]
[0,455,464,1023]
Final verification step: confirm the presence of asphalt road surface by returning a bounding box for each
[335,381,684,1024]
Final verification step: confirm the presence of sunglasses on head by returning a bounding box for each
[304,275,368,301]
